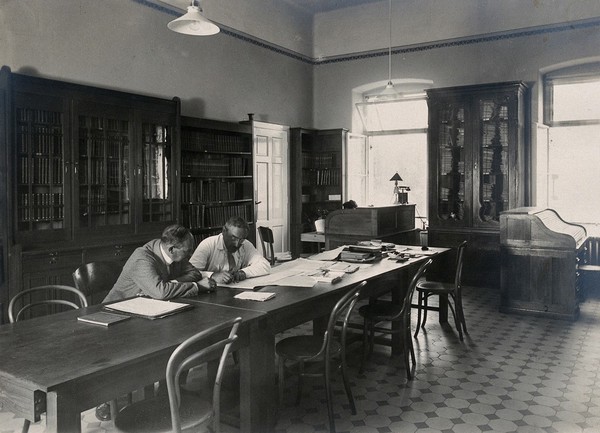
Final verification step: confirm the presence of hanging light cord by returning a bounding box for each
[387,0,392,84]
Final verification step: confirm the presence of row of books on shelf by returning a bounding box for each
[18,128,63,155]
[181,180,241,203]
[440,157,465,174]
[302,168,340,186]
[482,185,507,200]
[302,152,337,169]
[19,192,64,207]
[440,132,464,148]
[182,156,248,177]
[80,139,128,159]
[17,108,62,125]
[19,157,63,184]
[192,228,222,245]
[79,116,128,133]
[439,186,465,201]
[181,203,252,230]
[19,206,64,222]
[182,131,249,153]
[79,160,126,186]
[481,102,508,120]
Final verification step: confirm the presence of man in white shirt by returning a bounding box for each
[190,216,271,284]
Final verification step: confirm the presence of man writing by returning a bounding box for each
[189,216,271,284]
[103,224,215,303]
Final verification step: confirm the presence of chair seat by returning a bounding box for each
[276,335,341,360]
[358,302,402,321]
[416,280,454,294]
[115,394,211,433]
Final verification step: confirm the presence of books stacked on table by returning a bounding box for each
[339,244,384,263]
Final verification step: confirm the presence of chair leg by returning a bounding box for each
[360,316,369,374]
[21,419,30,433]
[456,295,468,335]
[414,291,423,338]
[447,297,463,341]
[341,351,357,415]
[421,293,429,329]
[296,361,304,406]
[278,356,285,405]
[324,357,336,433]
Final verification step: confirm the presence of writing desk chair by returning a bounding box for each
[8,284,88,433]
[358,259,433,379]
[414,240,468,341]
[72,260,123,306]
[257,225,276,265]
[275,280,368,433]
[114,317,242,433]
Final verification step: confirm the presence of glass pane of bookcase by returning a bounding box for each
[142,123,173,222]
[477,98,509,223]
[16,107,65,233]
[437,104,466,221]
[78,115,130,227]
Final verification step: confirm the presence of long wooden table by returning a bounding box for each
[0,245,448,433]
[0,302,269,433]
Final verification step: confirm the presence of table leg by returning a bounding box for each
[45,391,80,433]
[239,320,275,433]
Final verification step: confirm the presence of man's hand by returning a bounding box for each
[212,271,234,284]
[232,270,246,283]
[197,277,217,292]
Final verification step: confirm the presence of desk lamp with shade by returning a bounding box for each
[390,172,410,204]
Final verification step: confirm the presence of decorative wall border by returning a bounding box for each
[134,1,600,66]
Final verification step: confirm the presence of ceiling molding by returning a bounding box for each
[135,1,600,66]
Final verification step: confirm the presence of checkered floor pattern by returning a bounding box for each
[3,285,600,433]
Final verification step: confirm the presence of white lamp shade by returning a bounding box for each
[167,5,220,36]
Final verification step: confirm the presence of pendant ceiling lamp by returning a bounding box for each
[379,0,399,99]
[167,0,220,36]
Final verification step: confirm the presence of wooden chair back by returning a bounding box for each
[257,226,275,265]
[8,285,88,323]
[72,261,123,305]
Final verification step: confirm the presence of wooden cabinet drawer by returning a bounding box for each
[84,243,137,264]
[22,250,83,270]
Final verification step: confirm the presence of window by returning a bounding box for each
[543,64,600,232]
[353,94,429,227]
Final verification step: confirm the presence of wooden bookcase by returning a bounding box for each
[180,117,255,245]
[0,66,180,321]
[427,81,530,288]
[290,128,347,257]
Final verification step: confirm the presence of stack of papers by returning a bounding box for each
[309,270,345,284]
[104,297,193,319]
[275,251,293,261]
[234,291,276,301]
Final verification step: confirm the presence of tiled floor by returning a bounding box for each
[3,285,600,433]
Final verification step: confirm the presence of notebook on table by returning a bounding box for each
[78,311,131,326]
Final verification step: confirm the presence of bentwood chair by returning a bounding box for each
[9,284,88,433]
[73,260,123,305]
[114,317,242,433]
[414,241,468,341]
[257,226,276,265]
[276,280,368,433]
[358,259,432,379]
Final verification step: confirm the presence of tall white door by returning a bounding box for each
[253,121,290,255]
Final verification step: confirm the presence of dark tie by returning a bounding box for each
[227,251,237,272]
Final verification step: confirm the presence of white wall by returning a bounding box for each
[313,0,600,59]
[0,0,314,126]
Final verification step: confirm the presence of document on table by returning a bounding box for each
[104,297,193,319]
[306,246,347,261]
[218,258,343,290]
